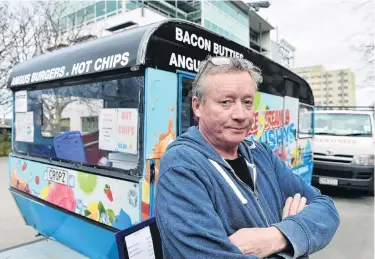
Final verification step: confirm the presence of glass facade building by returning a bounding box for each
[203,1,249,47]
[59,0,266,50]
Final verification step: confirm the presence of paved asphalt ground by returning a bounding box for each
[0,157,373,258]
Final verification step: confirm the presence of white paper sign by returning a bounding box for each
[99,109,118,151]
[117,108,138,154]
[15,112,34,142]
[15,91,28,112]
[125,226,155,259]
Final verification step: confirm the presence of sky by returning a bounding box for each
[257,0,374,105]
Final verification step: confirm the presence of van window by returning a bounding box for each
[14,74,143,172]
[314,113,372,137]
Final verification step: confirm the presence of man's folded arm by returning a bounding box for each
[155,165,259,259]
[260,142,340,258]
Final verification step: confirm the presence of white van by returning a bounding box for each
[311,109,375,193]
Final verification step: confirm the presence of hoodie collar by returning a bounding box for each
[167,126,256,170]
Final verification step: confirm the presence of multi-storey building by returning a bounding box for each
[293,65,356,106]
[57,0,275,58]
[269,38,295,69]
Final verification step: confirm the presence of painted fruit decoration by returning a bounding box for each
[21,162,27,171]
[77,172,97,195]
[104,184,113,202]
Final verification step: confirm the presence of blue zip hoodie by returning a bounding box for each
[155,127,340,259]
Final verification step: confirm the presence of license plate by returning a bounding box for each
[47,167,69,185]
[319,177,338,186]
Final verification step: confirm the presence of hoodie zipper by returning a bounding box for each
[228,167,270,227]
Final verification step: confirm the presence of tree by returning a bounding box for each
[351,0,374,87]
[0,0,97,117]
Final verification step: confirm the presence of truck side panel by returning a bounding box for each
[141,68,178,221]
[246,92,313,184]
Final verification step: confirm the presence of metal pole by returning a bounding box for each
[276,26,279,43]
[259,22,262,54]
[141,0,144,17]
[248,6,251,48]
[175,0,177,18]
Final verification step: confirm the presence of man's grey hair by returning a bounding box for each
[192,57,263,103]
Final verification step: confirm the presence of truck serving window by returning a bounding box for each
[180,76,198,134]
[298,104,314,137]
[14,74,143,172]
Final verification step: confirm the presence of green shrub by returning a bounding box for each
[0,132,11,156]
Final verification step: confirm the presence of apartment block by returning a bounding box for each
[293,65,356,107]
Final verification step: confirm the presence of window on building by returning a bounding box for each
[60,118,70,132]
[76,8,85,25]
[217,26,223,35]
[338,93,342,96]
[211,23,218,33]
[59,16,68,31]
[118,0,123,11]
[107,0,117,14]
[96,1,106,17]
[204,19,211,28]
[85,4,95,22]
[344,93,348,96]
[126,0,138,10]
[82,116,99,133]
[67,13,75,28]
[250,30,259,43]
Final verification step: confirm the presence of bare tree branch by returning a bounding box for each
[0,0,98,116]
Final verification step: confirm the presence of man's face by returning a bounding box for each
[193,71,256,147]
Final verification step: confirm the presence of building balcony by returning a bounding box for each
[165,0,201,13]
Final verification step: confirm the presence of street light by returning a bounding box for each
[248,1,271,12]
[247,1,271,54]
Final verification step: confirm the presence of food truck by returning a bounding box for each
[5,19,315,258]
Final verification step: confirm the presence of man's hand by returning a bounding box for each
[229,194,308,257]
[282,193,307,219]
[229,226,288,258]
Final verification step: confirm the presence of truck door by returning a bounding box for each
[283,78,301,169]
[284,77,314,183]
[177,72,197,135]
